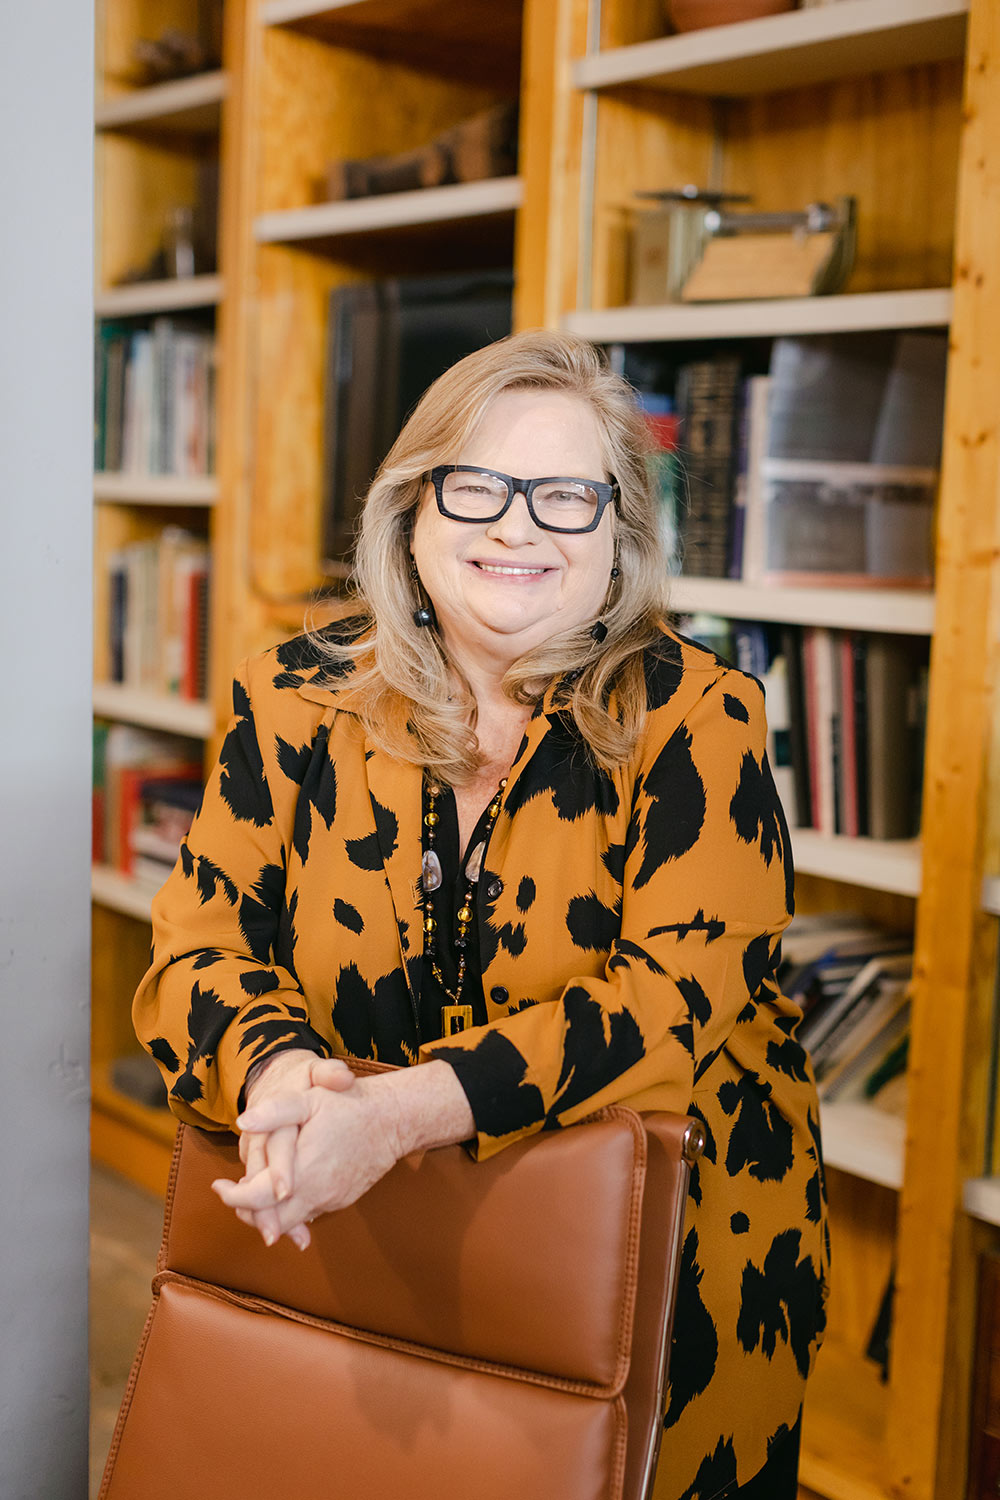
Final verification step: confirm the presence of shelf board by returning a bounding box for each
[259,0,522,81]
[255,175,523,246]
[95,70,227,133]
[91,865,157,921]
[93,682,213,738]
[668,577,935,635]
[93,472,218,506]
[91,1062,177,1147]
[963,1176,1000,1227]
[791,830,921,897]
[565,288,953,343]
[573,0,968,97]
[94,274,223,318]
[820,1100,905,1190]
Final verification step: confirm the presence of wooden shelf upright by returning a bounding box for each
[516,0,1000,1495]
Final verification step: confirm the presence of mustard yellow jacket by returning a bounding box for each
[134,621,828,1498]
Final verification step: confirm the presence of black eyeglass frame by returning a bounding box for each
[427,465,620,535]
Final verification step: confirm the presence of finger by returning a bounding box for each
[238,1131,250,1166]
[236,1094,312,1134]
[287,1223,311,1252]
[242,1132,267,1185]
[264,1124,298,1203]
[310,1058,356,1092]
[212,1168,287,1214]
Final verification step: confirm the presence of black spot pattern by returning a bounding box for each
[804,1108,827,1227]
[731,1212,750,1234]
[634,723,706,888]
[516,876,536,912]
[723,692,750,723]
[238,969,280,996]
[566,891,621,952]
[149,1036,179,1073]
[736,1229,826,1378]
[171,982,239,1104]
[191,949,226,969]
[433,1031,546,1139]
[648,908,725,944]
[334,898,364,935]
[676,1437,738,1500]
[720,1073,794,1184]
[677,972,713,1026]
[503,726,620,823]
[743,932,777,998]
[219,679,274,829]
[290,728,338,865]
[607,938,666,976]
[238,863,285,964]
[664,1228,719,1429]
[237,1014,330,1065]
[730,752,784,869]
[545,986,644,1120]
[767,1035,810,1082]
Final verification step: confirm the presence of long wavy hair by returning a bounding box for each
[305,329,670,783]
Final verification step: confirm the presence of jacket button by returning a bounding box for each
[486,879,503,900]
[491,985,509,1004]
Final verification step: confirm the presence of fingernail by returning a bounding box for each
[274,1178,288,1200]
[263,1230,276,1247]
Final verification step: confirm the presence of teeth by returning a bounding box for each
[476,563,546,576]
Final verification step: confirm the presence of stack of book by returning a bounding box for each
[673,616,928,840]
[93,722,202,885]
[779,914,912,1115]
[627,328,947,585]
[105,527,210,700]
[95,316,217,476]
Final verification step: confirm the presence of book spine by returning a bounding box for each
[677,358,741,578]
[840,633,859,839]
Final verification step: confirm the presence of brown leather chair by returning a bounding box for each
[100,1101,703,1500]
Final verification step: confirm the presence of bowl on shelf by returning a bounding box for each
[665,0,795,31]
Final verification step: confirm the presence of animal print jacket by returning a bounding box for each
[134,620,829,1499]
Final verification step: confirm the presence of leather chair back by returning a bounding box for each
[100,1101,702,1500]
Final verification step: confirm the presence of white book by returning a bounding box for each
[740,375,773,585]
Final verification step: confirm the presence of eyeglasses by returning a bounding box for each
[427,465,619,535]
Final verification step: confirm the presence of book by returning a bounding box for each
[780,625,811,829]
[801,951,912,1060]
[737,374,773,586]
[675,356,742,578]
[867,635,922,840]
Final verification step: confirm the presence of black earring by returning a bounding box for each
[610,566,620,579]
[411,561,435,629]
[590,621,608,643]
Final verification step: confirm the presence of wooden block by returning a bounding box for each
[680,231,837,301]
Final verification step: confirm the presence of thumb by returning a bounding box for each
[310,1057,356,1092]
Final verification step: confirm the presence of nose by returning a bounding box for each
[485,489,542,546]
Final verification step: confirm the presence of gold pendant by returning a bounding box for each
[441,1004,474,1036]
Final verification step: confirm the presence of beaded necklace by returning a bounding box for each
[421,775,506,1037]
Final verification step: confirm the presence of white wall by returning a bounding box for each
[0,2,93,1494]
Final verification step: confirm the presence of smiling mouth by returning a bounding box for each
[471,561,551,577]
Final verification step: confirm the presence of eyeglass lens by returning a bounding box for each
[441,471,601,530]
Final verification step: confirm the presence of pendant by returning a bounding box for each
[465,841,485,883]
[421,849,443,892]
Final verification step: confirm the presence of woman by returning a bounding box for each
[134,329,828,1499]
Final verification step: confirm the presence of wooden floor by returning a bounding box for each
[88,1161,826,1499]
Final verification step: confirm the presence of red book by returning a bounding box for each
[840,633,859,838]
[116,763,201,874]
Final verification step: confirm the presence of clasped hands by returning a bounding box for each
[211,1048,476,1250]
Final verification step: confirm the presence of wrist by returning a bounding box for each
[371,1061,476,1158]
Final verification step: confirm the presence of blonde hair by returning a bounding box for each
[305,329,669,784]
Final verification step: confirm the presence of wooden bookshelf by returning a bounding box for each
[820,1101,906,1191]
[94,274,224,317]
[91,865,156,922]
[572,0,968,96]
[93,473,219,506]
[668,577,935,635]
[254,175,523,246]
[90,1,1000,1493]
[564,288,953,342]
[523,0,1000,1495]
[92,682,214,737]
[95,70,227,133]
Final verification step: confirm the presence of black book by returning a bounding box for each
[676,356,741,578]
[780,624,811,828]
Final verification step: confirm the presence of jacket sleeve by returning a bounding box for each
[421,669,794,1159]
[132,659,330,1129]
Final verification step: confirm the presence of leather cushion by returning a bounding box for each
[163,1111,647,1390]
[104,1277,627,1500]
